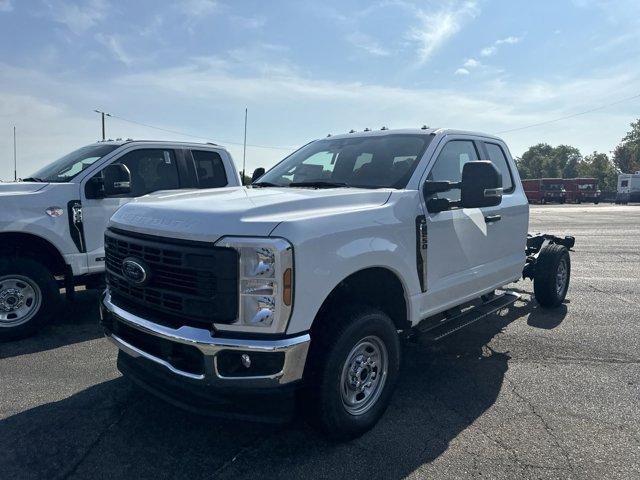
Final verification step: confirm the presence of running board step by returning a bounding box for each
[419,291,520,342]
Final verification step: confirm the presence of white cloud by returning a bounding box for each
[480,35,522,56]
[95,34,133,65]
[347,32,391,57]
[0,0,13,12]
[44,0,108,35]
[178,0,218,17]
[407,1,479,64]
[463,58,481,68]
[455,68,470,75]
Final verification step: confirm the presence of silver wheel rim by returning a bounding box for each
[556,258,568,296]
[0,275,42,327]
[340,335,388,416]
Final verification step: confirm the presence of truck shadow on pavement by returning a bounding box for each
[0,290,104,360]
[0,296,567,480]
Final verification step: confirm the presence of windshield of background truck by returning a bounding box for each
[541,184,563,190]
[27,144,119,183]
[578,184,596,190]
[258,134,433,189]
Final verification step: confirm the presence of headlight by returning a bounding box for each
[214,237,294,334]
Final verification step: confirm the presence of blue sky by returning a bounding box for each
[1,0,640,179]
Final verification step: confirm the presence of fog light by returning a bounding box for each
[241,353,251,368]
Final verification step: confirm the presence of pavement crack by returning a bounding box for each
[504,377,577,476]
[207,430,278,479]
[54,394,138,480]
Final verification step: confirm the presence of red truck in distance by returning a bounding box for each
[522,178,566,204]
[563,178,600,204]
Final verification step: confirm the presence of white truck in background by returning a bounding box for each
[100,128,574,439]
[0,140,241,340]
[616,172,640,204]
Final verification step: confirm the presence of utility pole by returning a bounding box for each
[93,109,111,141]
[13,126,17,181]
[242,107,248,185]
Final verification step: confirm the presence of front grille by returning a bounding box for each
[105,228,238,327]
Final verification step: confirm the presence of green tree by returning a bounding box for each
[516,143,582,178]
[516,143,555,179]
[612,119,640,173]
[578,151,618,191]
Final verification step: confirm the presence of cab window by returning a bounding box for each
[427,140,479,201]
[192,150,228,188]
[117,149,180,197]
[484,142,514,192]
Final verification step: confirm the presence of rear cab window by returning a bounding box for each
[483,142,514,193]
[191,150,228,188]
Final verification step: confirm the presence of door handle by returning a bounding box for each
[484,214,502,223]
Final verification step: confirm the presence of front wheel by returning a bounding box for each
[533,244,570,308]
[305,306,400,440]
[0,258,60,341]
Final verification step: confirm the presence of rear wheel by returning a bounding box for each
[533,244,570,308]
[0,258,60,341]
[304,306,400,440]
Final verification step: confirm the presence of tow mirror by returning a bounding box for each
[102,163,132,196]
[251,167,265,183]
[423,180,455,197]
[460,161,502,208]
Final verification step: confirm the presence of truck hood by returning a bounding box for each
[109,186,393,242]
[0,182,49,196]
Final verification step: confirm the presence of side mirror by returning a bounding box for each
[251,167,265,183]
[102,163,132,197]
[460,161,502,208]
[423,180,455,197]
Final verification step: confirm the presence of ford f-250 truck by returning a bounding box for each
[100,128,574,439]
[0,140,240,340]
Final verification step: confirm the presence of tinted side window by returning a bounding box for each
[427,140,479,201]
[192,150,228,188]
[485,143,513,192]
[118,149,179,197]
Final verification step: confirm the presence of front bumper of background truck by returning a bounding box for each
[100,290,311,421]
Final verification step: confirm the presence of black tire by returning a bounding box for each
[0,257,60,341]
[304,305,400,441]
[533,244,570,308]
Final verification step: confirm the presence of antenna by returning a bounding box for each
[13,126,17,181]
[242,107,248,185]
[94,109,111,141]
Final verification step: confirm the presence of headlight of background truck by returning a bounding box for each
[214,237,294,334]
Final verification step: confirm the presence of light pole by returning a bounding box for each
[13,126,17,181]
[93,109,111,141]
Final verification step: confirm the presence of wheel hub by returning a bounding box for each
[0,275,42,327]
[340,336,388,416]
[0,288,25,312]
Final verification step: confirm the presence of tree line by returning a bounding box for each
[515,119,640,191]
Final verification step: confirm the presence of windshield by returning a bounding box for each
[578,183,595,190]
[541,183,563,190]
[257,134,432,189]
[27,144,119,183]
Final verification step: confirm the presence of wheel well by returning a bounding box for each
[314,267,409,332]
[0,233,67,276]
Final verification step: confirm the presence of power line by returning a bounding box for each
[496,92,640,134]
[104,111,296,151]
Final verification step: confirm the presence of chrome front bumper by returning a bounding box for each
[100,291,310,388]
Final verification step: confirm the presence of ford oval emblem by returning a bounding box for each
[122,258,148,285]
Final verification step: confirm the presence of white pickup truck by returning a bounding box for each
[99,128,574,439]
[0,140,241,340]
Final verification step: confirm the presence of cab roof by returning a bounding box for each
[89,139,228,151]
[322,127,504,142]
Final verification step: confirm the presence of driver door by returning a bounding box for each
[80,147,181,273]
[417,137,503,318]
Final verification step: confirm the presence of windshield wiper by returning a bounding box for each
[252,181,280,187]
[288,181,349,188]
[21,177,45,182]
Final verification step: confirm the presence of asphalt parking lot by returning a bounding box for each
[1,204,639,480]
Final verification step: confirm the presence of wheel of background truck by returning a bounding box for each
[560,198,566,204]
[0,258,60,341]
[304,305,400,440]
[533,244,570,308]
[594,200,599,205]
